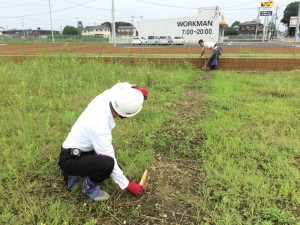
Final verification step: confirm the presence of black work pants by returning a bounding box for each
[58,147,114,184]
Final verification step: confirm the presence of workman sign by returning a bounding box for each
[138,7,224,43]
[177,20,214,36]
[261,1,274,7]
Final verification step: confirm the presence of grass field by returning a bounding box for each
[0,36,108,45]
[0,58,299,224]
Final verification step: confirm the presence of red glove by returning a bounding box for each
[126,182,143,196]
[133,86,148,100]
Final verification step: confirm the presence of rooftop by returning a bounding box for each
[239,21,262,26]
[83,25,108,30]
[117,26,136,29]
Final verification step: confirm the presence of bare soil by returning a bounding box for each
[96,72,209,225]
[0,44,298,55]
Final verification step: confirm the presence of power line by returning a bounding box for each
[221,7,258,11]
[116,10,132,17]
[0,0,96,19]
[0,0,47,9]
[222,0,259,9]
[62,0,110,10]
[135,0,197,9]
[220,0,257,8]
[135,0,261,10]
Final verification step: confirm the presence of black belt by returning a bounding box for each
[61,147,81,157]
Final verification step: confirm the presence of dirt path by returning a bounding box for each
[100,72,210,224]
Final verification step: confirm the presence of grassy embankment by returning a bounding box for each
[0,57,299,224]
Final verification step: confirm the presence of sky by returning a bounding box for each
[0,0,297,32]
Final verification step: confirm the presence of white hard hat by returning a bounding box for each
[112,88,144,118]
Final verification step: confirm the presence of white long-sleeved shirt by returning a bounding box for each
[62,82,133,189]
[202,41,216,50]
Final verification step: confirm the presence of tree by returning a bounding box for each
[62,25,78,35]
[280,1,300,36]
[231,21,240,28]
[77,21,83,35]
[224,27,238,35]
[101,22,112,31]
[101,21,134,32]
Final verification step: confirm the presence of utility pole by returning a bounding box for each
[266,16,270,40]
[22,17,25,38]
[255,7,260,39]
[295,1,300,42]
[48,0,54,43]
[273,6,278,38]
[76,17,79,36]
[262,16,267,42]
[111,0,116,46]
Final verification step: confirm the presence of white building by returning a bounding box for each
[82,25,110,37]
[0,27,4,35]
[138,7,226,43]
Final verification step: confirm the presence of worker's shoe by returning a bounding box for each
[67,176,80,191]
[82,177,110,201]
[63,172,80,192]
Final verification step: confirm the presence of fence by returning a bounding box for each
[1,34,298,45]
[0,35,108,45]
[0,42,299,56]
[0,34,299,59]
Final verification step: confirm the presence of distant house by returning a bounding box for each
[233,25,240,32]
[0,27,4,35]
[117,26,136,36]
[3,29,59,38]
[82,25,110,37]
[3,29,32,37]
[33,29,60,38]
[238,21,263,35]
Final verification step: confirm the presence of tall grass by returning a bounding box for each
[0,57,194,224]
[196,71,300,224]
[1,58,299,224]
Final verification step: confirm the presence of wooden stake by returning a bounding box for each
[139,169,148,186]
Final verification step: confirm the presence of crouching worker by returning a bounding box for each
[58,82,148,201]
[198,39,221,70]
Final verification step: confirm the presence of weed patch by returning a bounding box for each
[0,57,196,224]
[1,59,299,224]
[197,71,300,224]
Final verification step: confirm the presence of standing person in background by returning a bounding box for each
[198,39,221,70]
[58,82,148,201]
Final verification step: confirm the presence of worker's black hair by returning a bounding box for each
[198,39,204,43]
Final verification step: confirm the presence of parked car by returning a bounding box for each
[147,36,159,45]
[158,36,173,45]
[173,36,185,45]
[131,37,147,45]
